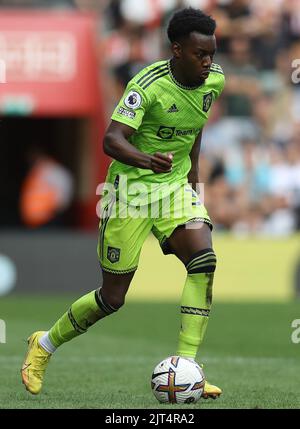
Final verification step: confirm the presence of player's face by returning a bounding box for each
[174,32,216,86]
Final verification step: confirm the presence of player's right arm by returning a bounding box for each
[103,120,173,174]
[104,77,173,174]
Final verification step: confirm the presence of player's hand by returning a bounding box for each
[150,152,173,173]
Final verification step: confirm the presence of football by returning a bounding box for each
[151,356,205,404]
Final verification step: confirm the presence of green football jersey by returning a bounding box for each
[106,59,225,204]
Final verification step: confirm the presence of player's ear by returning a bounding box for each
[172,42,182,59]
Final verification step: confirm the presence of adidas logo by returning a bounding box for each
[167,104,179,113]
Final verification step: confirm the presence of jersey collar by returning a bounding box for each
[167,59,204,91]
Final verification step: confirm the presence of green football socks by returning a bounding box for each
[177,248,217,358]
[48,289,117,348]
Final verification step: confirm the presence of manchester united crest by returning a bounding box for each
[107,246,121,263]
[202,92,213,113]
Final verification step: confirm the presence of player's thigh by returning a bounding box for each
[153,184,213,264]
[98,199,152,274]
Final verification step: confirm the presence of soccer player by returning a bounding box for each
[21,8,225,399]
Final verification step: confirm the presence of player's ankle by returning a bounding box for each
[39,332,56,354]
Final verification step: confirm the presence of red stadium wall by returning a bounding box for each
[0,10,110,229]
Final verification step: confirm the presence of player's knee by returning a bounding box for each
[96,287,125,312]
[185,248,217,274]
[106,295,125,310]
[95,288,124,315]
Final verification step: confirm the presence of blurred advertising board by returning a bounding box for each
[0,11,100,116]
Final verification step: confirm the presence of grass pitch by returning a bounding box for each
[0,295,299,409]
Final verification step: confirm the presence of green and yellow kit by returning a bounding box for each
[98,60,225,274]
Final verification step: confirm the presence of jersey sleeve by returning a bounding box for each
[210,63,225,100]
[111,80,152,130]
[214,73,225,99]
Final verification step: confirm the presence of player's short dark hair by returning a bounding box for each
[167,8,216,43]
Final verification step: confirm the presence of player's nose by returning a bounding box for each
[202,54,212,68]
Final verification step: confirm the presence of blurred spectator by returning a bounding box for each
[221,36,261,116]
[280,0,300,47]
[20,146,74,229]
[105,0,123,29]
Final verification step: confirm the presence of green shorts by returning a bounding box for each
[97,184,212,274]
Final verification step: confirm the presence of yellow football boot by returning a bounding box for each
[202,380,222,399]
[21,331,51,395]
[185,359,222,399]
[197,362,222,399]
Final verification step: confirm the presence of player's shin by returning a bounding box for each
[177,248,216,359]
[47,288,117,349]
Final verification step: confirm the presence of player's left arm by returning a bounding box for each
[188,128,203,193]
